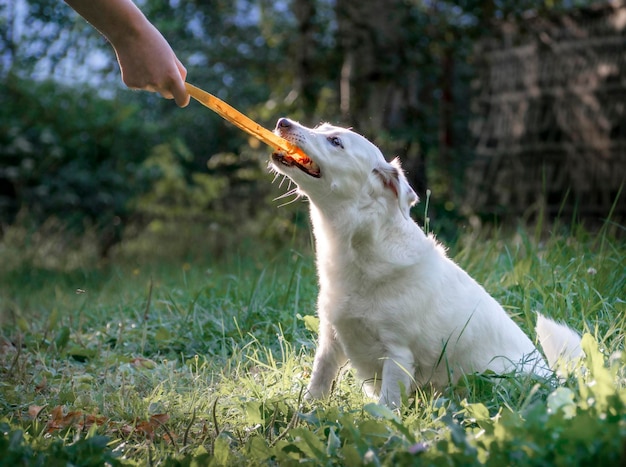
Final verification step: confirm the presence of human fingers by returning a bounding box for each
[171,58,190,107]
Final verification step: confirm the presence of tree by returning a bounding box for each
[1,0,600,255]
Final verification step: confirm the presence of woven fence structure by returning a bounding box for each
[467,2,626,224]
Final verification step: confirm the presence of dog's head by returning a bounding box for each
[270,118,418,218]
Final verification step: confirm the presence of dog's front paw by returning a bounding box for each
[304,384,328,401]
[378,393,402,409]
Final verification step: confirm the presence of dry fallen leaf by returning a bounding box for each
[44,405,107,433]
[150,413,170,425]
[28,405,45,419]
[119,413,171,440]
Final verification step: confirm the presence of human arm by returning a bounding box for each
[64,0,189,107]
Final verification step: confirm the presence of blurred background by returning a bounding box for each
[1,0,624,268]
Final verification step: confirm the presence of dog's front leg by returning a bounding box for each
[305,318,347,400]
[379,348,414,408]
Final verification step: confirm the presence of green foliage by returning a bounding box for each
[0,425,123,467]
[0,77,158,252]
[0,226,624,465]
[0,1,622,463]
[132,141,229,220]
[0,0,311,257]
[0,75,297,259]
[456,335,626,466]
[0,0,606,255]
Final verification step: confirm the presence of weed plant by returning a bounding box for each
[0,221,624,465]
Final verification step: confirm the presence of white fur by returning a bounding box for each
[536,315,583,375]
[270,119,582,408]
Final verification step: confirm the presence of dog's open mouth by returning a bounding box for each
[272,150,321,178]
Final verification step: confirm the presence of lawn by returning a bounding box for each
[0,222,625,465]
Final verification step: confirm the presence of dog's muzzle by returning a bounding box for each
[271,151,321,178]
[272,118,321,178]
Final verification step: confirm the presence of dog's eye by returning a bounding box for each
[327,136,344,149]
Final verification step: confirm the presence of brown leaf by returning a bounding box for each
[120,423,134,436]
[35,376,47,392]
[150,413,170,426]
[78,413,108,430]
[46,407,85,433]
[135,420,155,439]
[117,414,171,440]
[50,405,64,421]
[162,431,177,444]
[28,405,45,419]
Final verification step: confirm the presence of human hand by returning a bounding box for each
[113,21,190,107]
[64,0,190,107]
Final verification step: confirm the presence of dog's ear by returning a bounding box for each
[374,158,418,219]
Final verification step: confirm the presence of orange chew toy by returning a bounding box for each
[185,82,310,164]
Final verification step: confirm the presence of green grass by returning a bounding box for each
[0,223,625,465]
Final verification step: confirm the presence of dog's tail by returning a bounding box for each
[535,314,583,371]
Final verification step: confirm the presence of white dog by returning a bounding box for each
[270,118,582,408]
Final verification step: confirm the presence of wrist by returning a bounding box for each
[104,5,151,46]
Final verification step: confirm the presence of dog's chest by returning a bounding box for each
[320,259,413,334]
[334,313,387,358]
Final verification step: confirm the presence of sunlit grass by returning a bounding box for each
[0,222,624,465]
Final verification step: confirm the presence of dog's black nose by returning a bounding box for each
[277,118,292,129]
